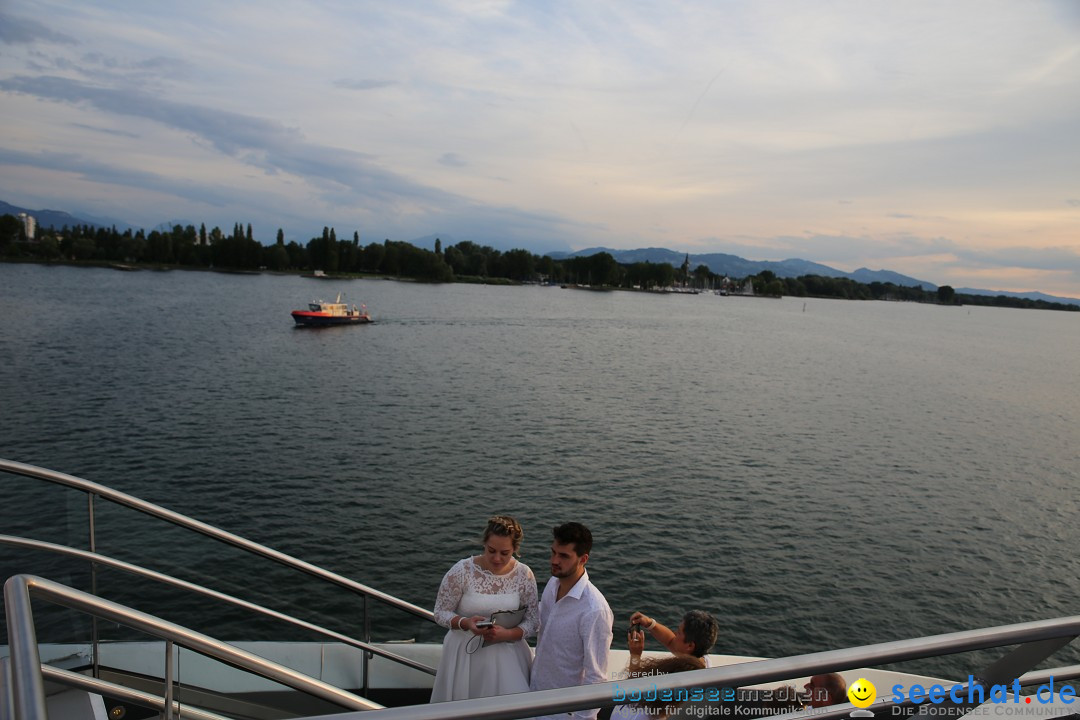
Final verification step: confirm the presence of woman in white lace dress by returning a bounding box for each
[430,515,539,702]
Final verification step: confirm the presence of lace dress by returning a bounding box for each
[430,556,540,702]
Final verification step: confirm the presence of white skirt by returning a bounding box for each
[430,627,533,702]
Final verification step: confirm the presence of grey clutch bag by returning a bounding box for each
[490,606,527,628]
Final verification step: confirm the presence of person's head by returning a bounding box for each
[549,522,592,579]
[673,610,719,657]
[804,673,847,708]
[481,515,523,571]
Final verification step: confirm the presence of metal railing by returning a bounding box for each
[40,665,232,720]
[775,663,1080,720]
[0,457,437,698]
[4,574,384,720]
[0,459,432,622]
[5,459,1079,720]
[5,583,1080,720]
[298,612,1079,720]
[0,535,434,676]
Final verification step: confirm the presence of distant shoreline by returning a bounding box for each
[3,257,1077,312]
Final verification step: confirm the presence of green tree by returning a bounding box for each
[443,245,465,274]
[267,243,290,270]
[72,235,96,260]
[34,235,60,259]
[502,248,536,281]
[360,242,385,272]
[286,240,307,268]
[763,279,784,296]
[382,239,400,275]
[0,214,21,252]
[692,264,712,289]
[937,285,956,304]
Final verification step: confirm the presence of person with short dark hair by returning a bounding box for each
[628,609,719,663]
[530,522,614,720]
[804,672,847,707]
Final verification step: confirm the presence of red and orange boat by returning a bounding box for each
[291,293,372,326]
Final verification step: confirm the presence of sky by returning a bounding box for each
[1,1,1079,297]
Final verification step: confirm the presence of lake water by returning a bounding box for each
[1,262,1078,680]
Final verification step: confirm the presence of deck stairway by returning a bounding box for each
[2,458,1080,720]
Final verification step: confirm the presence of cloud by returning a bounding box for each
[0,13,77,45]
[333,78,398,90]
[438,153,468,168]
[0,73,583,250]
[69,123,140,139]
[950,245,1080,275]
[0,75,298,154]
[1067,199,1080,207]
[0,146,232,207]
[0,73,586,245]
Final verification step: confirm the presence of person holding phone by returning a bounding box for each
[430,515,540,702]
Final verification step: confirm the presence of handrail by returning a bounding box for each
[40,665,232,720]
[4,574,384,720]
[4,578,45,720]
[310,613,1080,720]
[1,656,14,720]
[0,535,436,676]
[0,458,435,622]
[1019,664,1080,686]
[769,665,1080,720]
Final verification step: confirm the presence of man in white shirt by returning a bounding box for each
[530,522,614,720]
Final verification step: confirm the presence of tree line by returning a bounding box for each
[1,214,1075,311]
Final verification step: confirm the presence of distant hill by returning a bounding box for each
[548,246,936,289]
[0,200,131,232]
[550,246,1080,306]
[848,267,937,290]
[956,287,1080,307]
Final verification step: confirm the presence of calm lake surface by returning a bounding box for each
[2,262,1078,679]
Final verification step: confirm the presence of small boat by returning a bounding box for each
[290,293,372,326]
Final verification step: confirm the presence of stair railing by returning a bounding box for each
[5,574,384,720]
[0,458,437,695]
[292,613,1080,720]
[0,535,434,676]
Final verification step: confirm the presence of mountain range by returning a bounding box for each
[0,200,133,233]
[548,246,1080,307]
[4,200,1077,306]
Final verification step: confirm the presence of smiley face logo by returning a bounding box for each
[848,678,876,708]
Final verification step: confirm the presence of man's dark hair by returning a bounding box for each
[682,610,719,657]
[552,522,593,557]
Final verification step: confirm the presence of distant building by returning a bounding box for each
[17,213,36,240]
